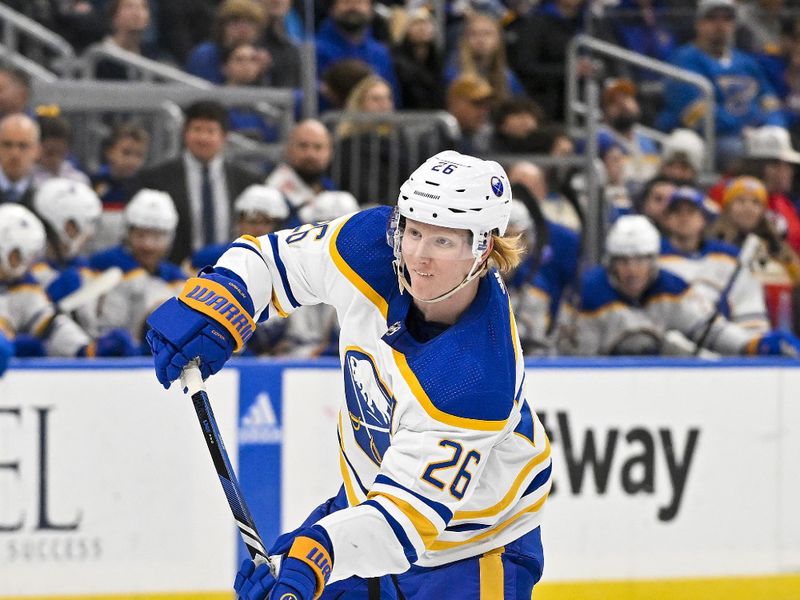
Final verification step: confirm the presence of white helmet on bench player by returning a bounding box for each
[125,189,179,233]
[388,151,512,303]
[34,178,102,259]
[0,204,46,279]
[605,215,660,258]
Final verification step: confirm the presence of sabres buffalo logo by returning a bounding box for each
[343,349,396,465]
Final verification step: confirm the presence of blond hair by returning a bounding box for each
[458,12,510,101]
[336,74,394,138]
[487,233,526,273]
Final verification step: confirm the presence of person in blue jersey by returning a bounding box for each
[0,204,135,360]
[657,0,786,169]
[658,185,770,332]
[146,151,552,599]
[560,215,800,356]
[89,189,187,345]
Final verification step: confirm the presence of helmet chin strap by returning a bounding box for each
[394,255,488,304]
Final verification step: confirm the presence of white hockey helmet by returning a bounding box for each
[33,178,102,259]
[507,199,533,233]
[0,204,46,279]
[234,185,289,220]
[299,191,358,223]
[661,128,705,172]
[393,150,512,258]
[124,189,179,233]
[605,215,661,258]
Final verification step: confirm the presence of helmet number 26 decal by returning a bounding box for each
[431,161,457,175]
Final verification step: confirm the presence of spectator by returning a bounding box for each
[657,0,785,169]
[221,43,278,142]
[335,74,410,205]
[391,7,445,110]
[91,123,150,251]
[133,100,261,263]
[709,175,800,327]
[738,0,787,55]
[446,74,494,155]
[757,16,800,132]
[255,0,302,88]
[508,160,582,232]
[315,0,401,106]
[658,185,769,332]
[0,113,40,207]
[739,125,800,253]
[634,174,678,229]
[320,59,374,109]
[508,0,588,121]
[598,78,661,186]
[490,96,553,154]
[189,184,289,272]
[0,203,135,359]
[265,119,336,222]
[0,67,31,118]
[186,0,268,84]
[600,138,636,221]
[597,0,677,81]
[446,12,524,102]
[31,115,90,188]
[95,0,171,80]
[88,189,187,344]
[560,214,799,356]
[157,0,217,64]
[659,128,705,186]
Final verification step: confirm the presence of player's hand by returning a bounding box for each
[235,526,333,600]
[146,269,256,388]
[748,331,800,357]
[0,331,12,376]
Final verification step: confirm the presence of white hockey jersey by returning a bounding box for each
[215,206,552,582]
[0,273,90,357]
[658,239,769,333]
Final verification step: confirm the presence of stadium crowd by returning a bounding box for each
[3,0,800,375]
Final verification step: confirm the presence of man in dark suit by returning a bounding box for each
[133,100,261,263]
[0,113,40,208]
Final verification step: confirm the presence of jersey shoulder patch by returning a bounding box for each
[89,246,138,273]
[157,261,188,283]
[649,268,690,297]
[331,206,397,315]
[702,239,739,259]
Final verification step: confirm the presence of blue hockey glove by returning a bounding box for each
[747,331,800,357]
[234,526,333,600]
[12,334,45,357]
[45,267,82,304]
[146,269,256,388]
[0,331,12,376]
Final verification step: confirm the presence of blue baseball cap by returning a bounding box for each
[665,186,719,219]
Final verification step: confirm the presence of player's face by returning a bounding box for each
[128,227,171,272]
[184,119,226,164]
[727,194,764,233]
[611,256,654,299]
[664,201,706,241]
[401,219,475,301]
[237,213,281,237]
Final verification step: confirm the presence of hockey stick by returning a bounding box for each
[693,234,761,355]
[57,267,123,313]
[180,360,275,574]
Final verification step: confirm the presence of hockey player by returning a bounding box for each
[279,190,360,357]
[561,215,800,356]
[89,189,187,344]
[146,151,551,598]
[190,184,290,272]
[0,204,135,358]
[30,178,102,289]
[659,186,770,333]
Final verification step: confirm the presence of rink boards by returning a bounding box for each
[1,357,799,599]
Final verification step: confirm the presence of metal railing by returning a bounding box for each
[566,34,717,169]
[30,80,296,172]
[0,3,74,77]
[320,110,460,204]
